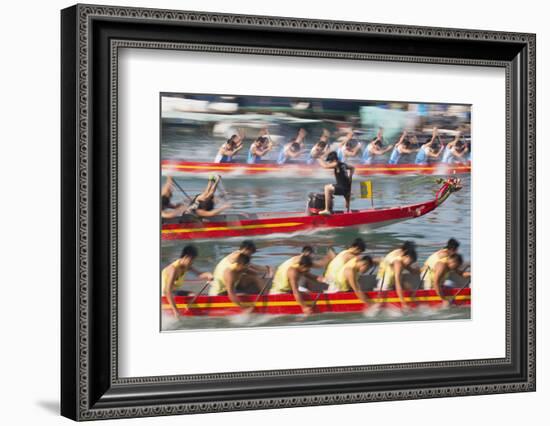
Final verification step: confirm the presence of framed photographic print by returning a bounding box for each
[61,4,536,421]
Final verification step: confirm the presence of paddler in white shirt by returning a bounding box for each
[330,255,374,307]
[376,241,420,309]
[208,240,272,296]
[269,255,325,315]
[323,238,367,285]
[161,245,213,319]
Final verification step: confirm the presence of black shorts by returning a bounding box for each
[333,184,351,197]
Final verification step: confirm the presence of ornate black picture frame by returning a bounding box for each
[61,4,535,421]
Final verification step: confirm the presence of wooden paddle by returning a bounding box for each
[447,278,471,306]
[247,275,274,314]
[182,280,212,315]
[411,266,430,300]
[308,290,324,312]
[171,177,192,201]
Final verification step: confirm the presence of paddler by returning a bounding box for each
[183,175,231,219]
[269,255,326,315]
[161,245,214,318]
[208,240,273,296]
[211,252,253,310]
[277,128,306,164]
[422,239,471,300]
[161,175,230,219]
[441,131,469,164]
[277,246,336,291]
[424,253,470,306]
[336,129,362,161]
[214,132,244,163]
[317,151,355,215]
[323,238,367,285]
[307,129,331,164]
[376,241,420,309]
[361,129,393,164]
[329,255,374,307]
[388,131,419,164]
[415,127,443,165]
[160,176,185,218]
[247,129,273,164]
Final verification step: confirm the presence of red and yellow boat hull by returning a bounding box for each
[161,179,459,240]
[162,288,471,317]
[161,160,471,177]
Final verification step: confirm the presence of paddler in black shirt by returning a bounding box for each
[318,151,355,215]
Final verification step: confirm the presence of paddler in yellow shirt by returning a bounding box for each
[161,245,214,319]
[423,253,470,307]
[209,240,273,296]
[210,253,252,310]
[323,238,367,285]
[376,241,420,309]
[421,238,466,289]
[269,256,325,315]
[330,255,374,307]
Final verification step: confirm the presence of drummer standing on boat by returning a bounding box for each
[318,151,355,215]
[162,245,213,319]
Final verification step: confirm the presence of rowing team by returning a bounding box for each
[162,238,471,318]
[213,127,470,166]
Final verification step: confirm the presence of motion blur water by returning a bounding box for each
[161,131,471,331]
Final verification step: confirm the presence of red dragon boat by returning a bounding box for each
[162,288,471,317]
[161,160,470,177]
[161,178,461,241]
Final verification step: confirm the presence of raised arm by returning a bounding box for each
[317,158,338,169]
[338,129,354,147]
[427,145,444,159]
[161,176,174,198]
[424,127,438,147]
[295,128,307,145]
